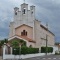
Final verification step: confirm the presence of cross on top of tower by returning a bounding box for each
[24,0,25,3]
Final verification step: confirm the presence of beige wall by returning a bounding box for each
[34,20,55,51]
[40,27,55,47]
[34,20,42,50]
[27,42,35,47]
[15,25,33,39]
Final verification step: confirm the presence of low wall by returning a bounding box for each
[3,46,58,60]
[3,53,45,59]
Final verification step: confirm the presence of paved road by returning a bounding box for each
[21,55,60,60]
[1,55,60,60]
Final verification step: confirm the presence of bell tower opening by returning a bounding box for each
[23,8,26,14]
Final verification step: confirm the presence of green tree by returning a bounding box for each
[0,41,2,47]
[4,39,8,43]
[20,39,26,46]
[11,40,19,48]
[0,39,8,47]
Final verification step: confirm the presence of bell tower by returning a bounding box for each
[13,1,36,28]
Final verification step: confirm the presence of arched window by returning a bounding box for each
[26,32,27,36]
[23,30,25,35]
[23,9,25,14]
[21,30,27,36]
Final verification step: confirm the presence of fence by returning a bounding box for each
[3,44,58,60]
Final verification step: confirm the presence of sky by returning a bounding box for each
[0,0,60,42]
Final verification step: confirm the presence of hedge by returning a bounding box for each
[12,46,39,55]
[12,47,20,55]
[41,47,53,53]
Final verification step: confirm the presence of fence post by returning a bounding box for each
[10,47,12,55]
[3,43,6,60]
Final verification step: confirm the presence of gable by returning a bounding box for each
[15,24,33,29]
[15,24,33,39]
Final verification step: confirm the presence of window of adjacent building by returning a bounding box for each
[21,30,27,36]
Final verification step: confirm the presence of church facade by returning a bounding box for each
[9,3,55,51]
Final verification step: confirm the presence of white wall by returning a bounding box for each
[3,53,45,59]
[52,46,58,54]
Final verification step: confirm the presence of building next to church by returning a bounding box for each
[8,2,55,51]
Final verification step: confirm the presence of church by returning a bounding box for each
[8,2,55,51]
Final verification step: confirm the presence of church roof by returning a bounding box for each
[40,24,55,36]
[8,35,36,43]
[15,24,33,29]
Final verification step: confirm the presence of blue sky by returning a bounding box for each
[0,0,60,42]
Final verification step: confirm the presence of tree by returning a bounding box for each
[11,40,19,48]
[0,39,8,47]
[4,39,8,43]
[20,39,26,46]
[0,41,2,47]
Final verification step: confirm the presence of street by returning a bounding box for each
[21,55,60,60]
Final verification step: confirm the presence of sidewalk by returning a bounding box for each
[0,56,2,60]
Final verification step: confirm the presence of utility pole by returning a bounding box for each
[46,23,48,55]
[46,33,48,55]
[41,23,48,55]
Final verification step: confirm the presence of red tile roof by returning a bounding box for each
[16,35,36,43]
[9,35,36,43]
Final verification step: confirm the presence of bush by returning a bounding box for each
[21,46,39,54]
[41,47,53,53]
[13,47,20,55]
[12,46,39,55]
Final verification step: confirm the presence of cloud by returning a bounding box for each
[0,0,60,42]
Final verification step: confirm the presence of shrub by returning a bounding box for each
[11,40,19,48]
[41,47,53,53]
[21,46,39,54]
[12,46,39,55]
[12,47,20,55]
